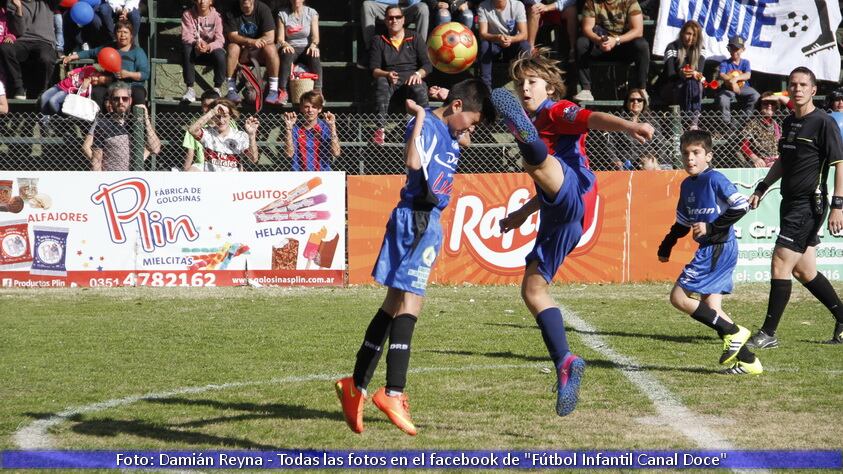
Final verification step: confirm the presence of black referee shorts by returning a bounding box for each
[776,199,826,253]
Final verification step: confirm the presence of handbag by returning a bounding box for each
[61,86,100,121]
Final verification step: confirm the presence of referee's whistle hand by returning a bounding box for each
[748,194,761,209]
[829,209,843,236]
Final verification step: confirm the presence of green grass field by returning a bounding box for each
[1,283,841,467]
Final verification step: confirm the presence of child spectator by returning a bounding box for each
[825,87,843,112]
[476,0,529,89]
[658,20,705,116]
[182,88,226,171]
[39,64,111,115]
[187,98,260,172]
[181,0,226,102]
[657,129,761,375]
[0,0,15,67]
[276,0,323,103]
[716,35,759,127]
[283,90,339,171]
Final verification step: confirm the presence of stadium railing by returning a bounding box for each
[0,109,790,173]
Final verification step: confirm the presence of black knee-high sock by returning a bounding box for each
[385,314,417,393]
[802,273,843,322]
[736,345,756,363]
[352,308,392,390]
[761,279,792,336]
[690,302,737,337]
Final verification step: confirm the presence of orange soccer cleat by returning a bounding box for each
[371,387,417,436]
[335,377,365,434]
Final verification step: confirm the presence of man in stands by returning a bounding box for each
[361,0,429,68]
[224,0,283,104]
[574,0,649,102]
[0,0,56,99]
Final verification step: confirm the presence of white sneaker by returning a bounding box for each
[572,89,594,102]
[181,88,196,102]
[81,42,89,51]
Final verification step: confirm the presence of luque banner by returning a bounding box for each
[653,0,843,81]
[0,172,345,288]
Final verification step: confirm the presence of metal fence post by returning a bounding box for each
[131,105,145,171]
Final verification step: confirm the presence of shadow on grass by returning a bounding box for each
[484,322,713,344]
[145,397,343,428]
[423,349,546,362]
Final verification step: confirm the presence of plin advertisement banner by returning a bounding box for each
[348,170,843,285]
[0,172,345,288]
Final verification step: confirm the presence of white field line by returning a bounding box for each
[562,305,769,474]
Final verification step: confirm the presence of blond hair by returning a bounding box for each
[508,48,567,100]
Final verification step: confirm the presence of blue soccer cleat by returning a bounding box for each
[491,88,539,144]
[555,353,585,416]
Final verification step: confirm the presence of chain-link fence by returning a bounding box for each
[0,109,791,173]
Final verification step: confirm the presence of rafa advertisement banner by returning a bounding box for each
[0,172,345,288]
[348,170,843,285]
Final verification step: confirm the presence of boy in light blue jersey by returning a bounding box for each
[658,129,762,375]
[336,78,495,436]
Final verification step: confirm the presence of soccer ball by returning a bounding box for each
[780,11,809,39]
[427,22,478,74]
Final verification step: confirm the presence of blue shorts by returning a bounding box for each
[677,240,738,295]
[526,163,584,283]
[372,206,442,296]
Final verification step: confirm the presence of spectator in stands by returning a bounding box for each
[188,98,260,171]
[39,64,111,115]
[361,0,429,67]
[477,0,529,89]
[0,78,8,114]
[88,82,161,171]
[64,20,149,107]
[283,90,339,171]
[740,92,787,168]
[658,20,705,116]
[181,0,226,102]
[716,35,759,127]
[574,0,649,102]
[524,0,576,59]
[425,0,474,29]
[276,0,323,103]
[825,87,843,112]
[51,3,61,56]
[224,0,282,104]
[96,1,142,44]
[369,4,431,145]
[182,88,224,171]
[611,88,660,170]
[0,0,57,99]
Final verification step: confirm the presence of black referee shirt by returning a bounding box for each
[778,109,843,201]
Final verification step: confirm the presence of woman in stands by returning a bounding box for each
[64,20,149,108]
[276,0,323,103]
[740,91,788,168]
[611,88,661,170]
[658,20,705,122]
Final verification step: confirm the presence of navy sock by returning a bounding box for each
[385,314,417,393]
[802,273,843,322]
[536,307,570,369]
[761,279,792,336]
[517,139,548,166]
[352,308,392,390]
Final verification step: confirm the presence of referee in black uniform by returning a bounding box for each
[747,66,843,348]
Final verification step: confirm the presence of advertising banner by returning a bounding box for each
[653,0,842,81]
[348,170,843,285]
[0,172,345,287]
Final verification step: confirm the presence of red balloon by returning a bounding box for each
[97,47,122,73]
[59,0,78,8]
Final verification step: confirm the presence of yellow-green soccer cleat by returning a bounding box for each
[825,321,843,344]
[720,325,751,365]
[722,357,763,375]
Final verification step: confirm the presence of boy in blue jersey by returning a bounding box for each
[492,49,654,417]
[335,78,495,436]
[658,130,762,375]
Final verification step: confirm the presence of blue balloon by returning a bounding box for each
[70,2,93,26]
[831,111,843,139]
[80,0,101,8]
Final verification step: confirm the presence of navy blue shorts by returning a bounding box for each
[677,240,738,295]
[526,164,585,283]
[372,206,442,296]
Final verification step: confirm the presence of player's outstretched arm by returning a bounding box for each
[748,158,784,209]
[657,223,690,262]
[404,99,426,170]
[829,161,843,235]
[586,112,654,143]
[500,195,540,233]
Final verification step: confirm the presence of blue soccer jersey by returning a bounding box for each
[676,168,748,245]
[372,112,460,295]
[399,112,461,211]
